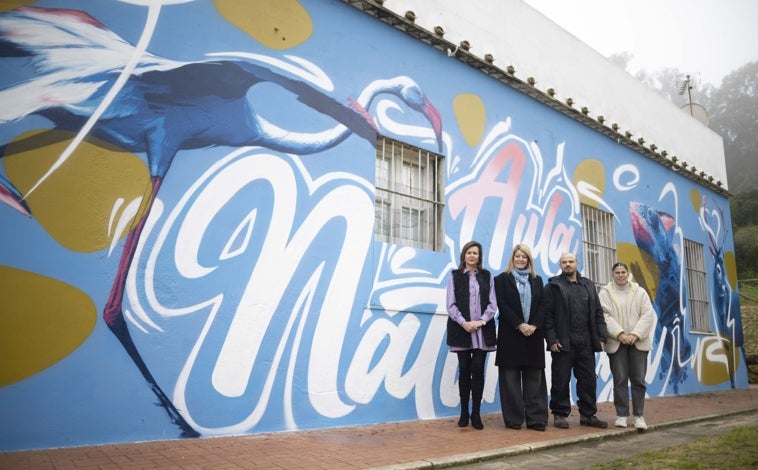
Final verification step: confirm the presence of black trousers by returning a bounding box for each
[457,350,488,410]
[549,346,598,418]
[498,366,548,427]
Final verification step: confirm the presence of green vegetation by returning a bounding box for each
[584,426,758,469]
[739,280,758,306]
[613,59,758,280]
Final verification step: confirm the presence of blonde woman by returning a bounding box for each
[599,262,656,430]
[494,244,547,431]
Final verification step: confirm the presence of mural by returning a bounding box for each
[698,195,743,388]
[629,196,693,394]
[0,0,747,451]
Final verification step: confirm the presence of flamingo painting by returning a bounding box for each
[0,6,443,437]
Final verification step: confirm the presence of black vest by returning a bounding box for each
[446,269,497,347]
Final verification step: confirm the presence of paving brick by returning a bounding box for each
[1,386,757,469]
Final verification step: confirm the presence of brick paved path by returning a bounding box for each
[2,385,757,469]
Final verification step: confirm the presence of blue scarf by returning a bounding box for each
[513,269,532,323]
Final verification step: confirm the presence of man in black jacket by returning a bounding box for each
[543,252,608,429]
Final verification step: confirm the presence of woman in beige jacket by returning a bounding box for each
[599,262,656,430]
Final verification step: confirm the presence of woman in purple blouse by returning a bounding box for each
[446,240,498,430]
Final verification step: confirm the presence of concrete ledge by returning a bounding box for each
[369,407,758,470]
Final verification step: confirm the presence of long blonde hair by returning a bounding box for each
[505,243,536,277]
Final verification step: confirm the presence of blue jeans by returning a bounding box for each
[607,345,648,417]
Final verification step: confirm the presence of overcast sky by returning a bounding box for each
[523,0,758,87]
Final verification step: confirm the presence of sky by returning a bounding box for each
[523,0,758,87]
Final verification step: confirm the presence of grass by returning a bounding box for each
[739,281,758,306]
[584,426,758,469]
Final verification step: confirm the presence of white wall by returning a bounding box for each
[382,0,728,188]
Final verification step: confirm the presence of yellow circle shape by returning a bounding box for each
[0,266,97,386]
[214,0,312,50]
[4,130,151,253]
[453,94,486,147]
[690,188,701,213]
[694,335,741,386]
[616,241,660,302]
[573,159,605,208]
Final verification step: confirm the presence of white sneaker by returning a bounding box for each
[633,416,647,430]
[614,416,628,428]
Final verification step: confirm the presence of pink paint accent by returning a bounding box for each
[630,203,655,247]
[449,140,579,266]
[103,177,162,326]
[19,6,107,29]
[449,142,526,231]
[659,212,676,233]
[347,98,379,132]
[0,187,30,216]
[544,193,576,255]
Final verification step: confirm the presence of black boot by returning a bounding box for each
[470,398,483,430]
[458,400,470,427]
[458,370,471,427]
[471,376,484,430]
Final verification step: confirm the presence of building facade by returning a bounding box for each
[0,0,746,451]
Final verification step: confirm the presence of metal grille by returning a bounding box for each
[374,137,444,251]
[581,204,617,290]
[684,238,711,333]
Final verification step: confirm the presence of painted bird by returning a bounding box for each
[0,6,443,436]
[630,201,693,394]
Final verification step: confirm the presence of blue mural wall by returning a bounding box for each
[0,0,747,451]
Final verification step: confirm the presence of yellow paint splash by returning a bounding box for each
[690,188,702,213]
[0,1,32,13]
[214,0,312,49]
[573,159,605,208]
[0,266,97,386]
[616,242,660,302]
[725,251,738,290]
[694,335,741,386]
[4,130,151,253]
[453,94,486,147]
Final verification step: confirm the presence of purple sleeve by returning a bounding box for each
[481,274,497,322]
[446,274,465,325]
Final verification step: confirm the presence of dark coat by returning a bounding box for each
[446,269,497,348]
[542,274,608,352]
[494,272,545,368]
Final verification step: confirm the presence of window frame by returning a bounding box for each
[580,204,617,291]
[684,238,711,334]
[374,136,445,252]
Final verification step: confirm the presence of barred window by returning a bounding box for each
[374,136,444,251]
[684,238,710,333]
[581,204,616,290]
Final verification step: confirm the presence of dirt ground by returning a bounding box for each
[742,305,758,383]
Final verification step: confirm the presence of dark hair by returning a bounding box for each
[611,262,629,271]
[458,241,484,271]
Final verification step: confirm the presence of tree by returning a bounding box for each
[609,56,758,277]
[608,53,715,108]
[735,225,758,279]
[730,190,758,227]
[708,61,758,193]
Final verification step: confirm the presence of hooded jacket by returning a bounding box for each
[599,281,656,354]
